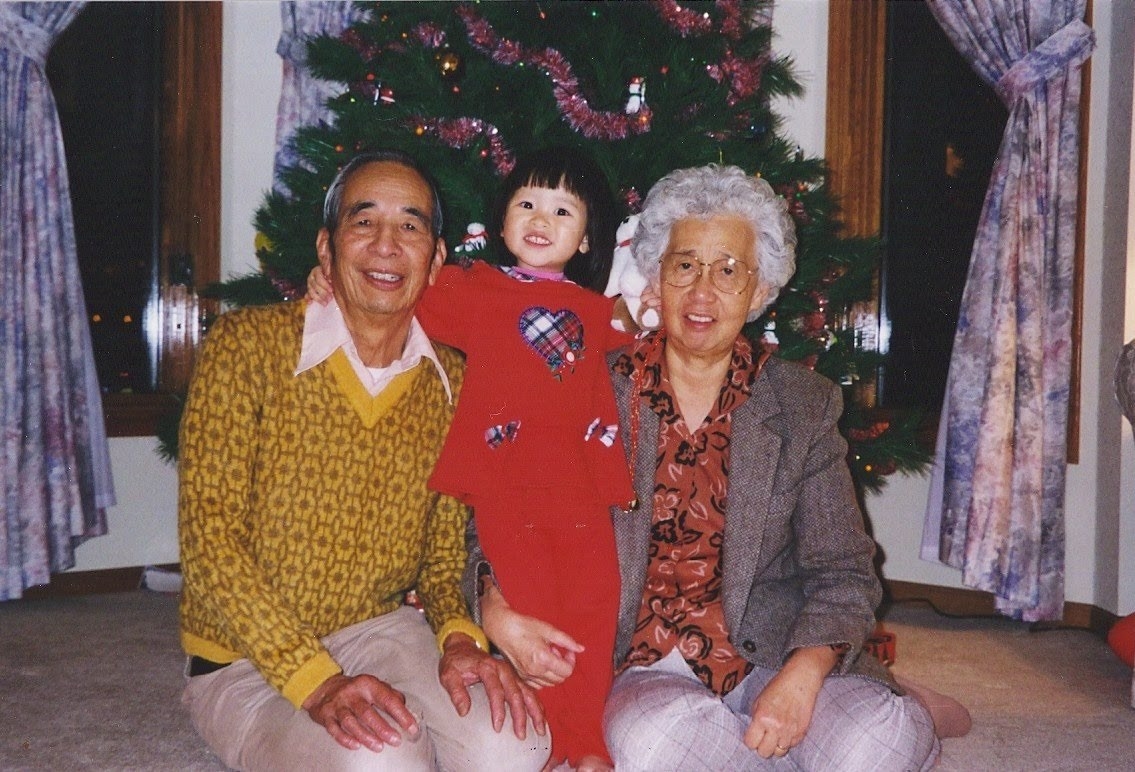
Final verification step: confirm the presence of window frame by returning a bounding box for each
[101,2,221,436]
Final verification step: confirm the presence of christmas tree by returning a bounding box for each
[195,0,928,490]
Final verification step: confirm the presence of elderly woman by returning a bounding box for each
[474,164,939,771]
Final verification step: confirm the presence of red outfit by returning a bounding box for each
[417,262,634,765]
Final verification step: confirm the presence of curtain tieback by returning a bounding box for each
[0,7,52,67]
[996,19,1095,104]
[276,34,310,66]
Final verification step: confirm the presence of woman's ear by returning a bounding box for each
[748,284,770,316]
[579,234,590,254]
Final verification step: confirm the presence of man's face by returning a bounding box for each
[659,215,767,362]
[316,161,445,326]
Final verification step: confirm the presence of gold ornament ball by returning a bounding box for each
[437,50,463,80]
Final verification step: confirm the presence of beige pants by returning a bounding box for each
[183,607,551,771]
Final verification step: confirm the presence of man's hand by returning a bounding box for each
[482,582,582,687]
[302,673,419,752]
[743,645,836,758]
[438,633,547,741]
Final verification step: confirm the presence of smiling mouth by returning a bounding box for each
[523,234,551,246]
[365,270,403,283]
[686,312,714,323]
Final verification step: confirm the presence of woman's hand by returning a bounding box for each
[306,265,334,304]
[482,583,583,688]
[743,645,835,759]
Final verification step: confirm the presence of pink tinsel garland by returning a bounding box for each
[454,4,652,140]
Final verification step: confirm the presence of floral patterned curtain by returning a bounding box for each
[920,0,1094,621]
[0,2,115,600]
[273,1,368,188]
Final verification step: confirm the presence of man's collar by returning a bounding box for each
[296,299,453,402]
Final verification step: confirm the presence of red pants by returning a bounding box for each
[475,494,621,766]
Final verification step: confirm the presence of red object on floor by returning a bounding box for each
[865,626,896,666]
[1107,612,1135,667]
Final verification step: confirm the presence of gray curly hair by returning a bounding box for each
[632,164,797,321]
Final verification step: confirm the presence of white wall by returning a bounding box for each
[770,0,828,159]
[1109,0,1135,613]
[221,1,282,280]
[69,2,1135,618]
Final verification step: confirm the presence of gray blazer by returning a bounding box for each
[608,350,893,685]
[463,348,893,687]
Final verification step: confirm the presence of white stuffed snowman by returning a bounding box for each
[624,76,646,115]
[604,214,659,332]
[454,222,487,255]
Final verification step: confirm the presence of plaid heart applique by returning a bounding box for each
[518,306,585,376]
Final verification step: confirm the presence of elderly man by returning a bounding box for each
[476,164,941,771]
[178,150,550,771]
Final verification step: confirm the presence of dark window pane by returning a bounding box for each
[47,3,163,394]
[879,0,1008,408]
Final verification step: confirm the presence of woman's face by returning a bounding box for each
[658,215,767,362]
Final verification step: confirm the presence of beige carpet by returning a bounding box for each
[885,603,1135,771]
[1,589,1133,771]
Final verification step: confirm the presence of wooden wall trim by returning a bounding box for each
[825,1,886,407]
[883,579,1116,638]
[1067,0,1093,464]
[157,1,222,395]
[824,0,886,239]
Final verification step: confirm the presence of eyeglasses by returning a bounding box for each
[659,254,755,294]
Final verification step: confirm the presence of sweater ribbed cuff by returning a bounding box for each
[281,650,342,710]
[437,618,489,654]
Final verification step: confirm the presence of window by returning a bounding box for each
[45,2,221,435]
[878,0,1007,409]
[825,0,1086,456]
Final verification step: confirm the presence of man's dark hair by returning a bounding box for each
[322,149,445,238]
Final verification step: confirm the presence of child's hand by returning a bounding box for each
[638,284,661,329]
[497,611,581,689]
[482,584,582,688]
[306,265,334,304]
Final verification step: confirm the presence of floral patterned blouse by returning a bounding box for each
[615,332,770,696]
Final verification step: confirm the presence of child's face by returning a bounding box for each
[501,183,590,274]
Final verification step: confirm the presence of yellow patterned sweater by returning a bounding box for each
[178,301,481,708]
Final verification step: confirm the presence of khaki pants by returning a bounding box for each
[183,607,550,771]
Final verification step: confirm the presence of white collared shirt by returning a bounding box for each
[295,299,453,402]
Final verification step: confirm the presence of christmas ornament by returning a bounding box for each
[411,21,446,48]
[624,76,646,114]
[453,222,488,261]
[436,48,464,80]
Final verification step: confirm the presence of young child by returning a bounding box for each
[309,147,634,771]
